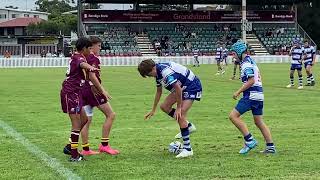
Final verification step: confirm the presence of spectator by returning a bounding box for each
[4,50,11,58]
[40,50,46,57]
[46,51,52,57]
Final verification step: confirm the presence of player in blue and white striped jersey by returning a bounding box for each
[222,44,229,66]
[287,39,304,89]
[228,40,276,155]
[215,42,225,75]
[138,59,202,158]
[302,40,316,86]
[193,48,200,67]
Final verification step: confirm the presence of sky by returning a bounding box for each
[1,0,133,10]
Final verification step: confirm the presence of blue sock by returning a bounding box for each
[244,133,253,142]
[181,127,191,151]
[266,143,274,147]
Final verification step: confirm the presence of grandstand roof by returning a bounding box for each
[83,0,310,5]
[0,18,43,28]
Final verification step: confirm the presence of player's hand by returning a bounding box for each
[174,108,182,121]
[103,91,112,101]
[89,67,99,72]
[91,86,101,96]
[233,92,240,100]
[144,111,155,120]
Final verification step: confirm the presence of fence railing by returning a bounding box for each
[0,55,318,68]
[297,23,317,49]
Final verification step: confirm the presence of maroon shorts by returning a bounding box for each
[60,90,83,114]
[82,87,108,107]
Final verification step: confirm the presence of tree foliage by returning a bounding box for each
[28,0,77,36]
[298,0,320,46]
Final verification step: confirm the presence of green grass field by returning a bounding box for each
[0,63,320,180]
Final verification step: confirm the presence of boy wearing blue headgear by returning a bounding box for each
[287,39,303,89]
[228,40,276,154]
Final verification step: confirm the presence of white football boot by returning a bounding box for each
[176,149,193,158]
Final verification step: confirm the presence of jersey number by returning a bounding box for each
[66,60,71,76]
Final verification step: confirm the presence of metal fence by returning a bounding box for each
[0,55,318,68]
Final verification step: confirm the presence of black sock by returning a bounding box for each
[244,133,253,142]
[168,108,176,118]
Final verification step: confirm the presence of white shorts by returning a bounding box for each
[83,105,94,117]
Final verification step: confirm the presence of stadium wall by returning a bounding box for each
[0,56,318,68]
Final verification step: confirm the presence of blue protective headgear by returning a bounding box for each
[292,38,300,45]
[231,40,247,59]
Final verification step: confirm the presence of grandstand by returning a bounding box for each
[79,0,315,57]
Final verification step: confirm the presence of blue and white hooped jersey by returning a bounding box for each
[155,62,196,92]
[302,46,315,63]
[193,49,199,57]
[240,56,264,101]
[291,47,303,64]
[216,47,222,60]
[222,48,228,58]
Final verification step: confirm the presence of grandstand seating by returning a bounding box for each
[146,25,242,56]
[84,23,305,56]
[254,24,303,55]
[86,24,142,56]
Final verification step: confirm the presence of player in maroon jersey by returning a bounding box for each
[80,36,119,156]
[60,37,98,162]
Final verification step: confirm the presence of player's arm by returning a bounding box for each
[144,86,162,120]
[89,72,112,100]
[312,49,316,65]
[289,47,294,56]
[79,62,98,72]
[172,82,182,121]
[233,77,255,100]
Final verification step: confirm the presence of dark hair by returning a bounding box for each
[138,59,155,78]
[304,39,309,44]
[75,37,92,51]
[89,36,102,45]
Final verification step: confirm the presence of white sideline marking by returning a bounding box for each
[0,120,81,180]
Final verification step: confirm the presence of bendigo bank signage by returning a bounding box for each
[82,10,295,22]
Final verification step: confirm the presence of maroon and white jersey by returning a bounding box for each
[86,53,102,84]
[61,53,87,93]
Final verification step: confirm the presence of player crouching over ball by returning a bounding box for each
[138,59,202,158]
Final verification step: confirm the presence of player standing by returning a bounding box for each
[193,48,200,67]
[286,39,304,89]
[137,59,202,158]
[302,40,316,86]
[60,37,98,162]
[222,44,228,66]
[230,54,241,80]
[228,40,276,154]
[80,36,119,156]
[215,42,225,75]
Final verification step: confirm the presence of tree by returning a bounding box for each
[35,0,76,18]
[298,0,320,46]
[30,0,77,36]
[27,15,77,36]
[83,3,101,9]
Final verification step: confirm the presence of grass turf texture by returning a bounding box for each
[0,63,320,179]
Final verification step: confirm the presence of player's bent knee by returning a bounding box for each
[160,103,170,113]
[109,112,116,121]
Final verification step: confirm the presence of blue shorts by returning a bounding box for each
[304,61,313,68]
[182,77,202,101]
[290,64,302,71]
[235,98,263,116]
[216,58,222,62]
